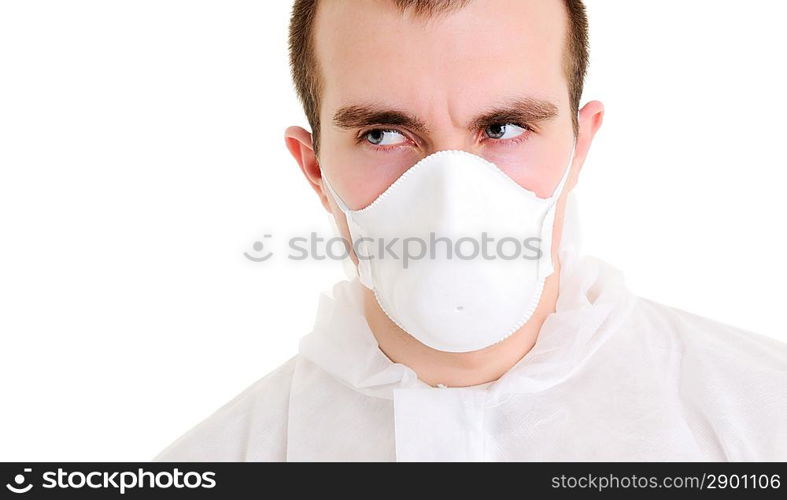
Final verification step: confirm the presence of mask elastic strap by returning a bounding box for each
[538,141,577,280]
[548,141,577,203]
[320,170,351,213]
[321,169,375,288]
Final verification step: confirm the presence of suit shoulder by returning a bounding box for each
[631,298,787,459]
[153,356,297,462]
[633,296,787,367]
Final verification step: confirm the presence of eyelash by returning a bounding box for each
[481,123,533,147]
[355,128,412,153]
[356,123,534,152]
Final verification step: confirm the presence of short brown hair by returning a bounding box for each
[288,0,589,154]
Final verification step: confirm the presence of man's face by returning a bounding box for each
[313,0,578,210]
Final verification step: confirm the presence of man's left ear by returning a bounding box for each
[568,100,604,189]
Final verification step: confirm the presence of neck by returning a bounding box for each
[362,260,562,388]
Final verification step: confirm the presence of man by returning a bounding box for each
[155,0,787,461]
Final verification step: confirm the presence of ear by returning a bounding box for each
[567,100,604,190]
[284,126,331,212]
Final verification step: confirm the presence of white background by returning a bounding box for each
[1,1,785,461]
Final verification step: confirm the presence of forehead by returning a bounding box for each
[312,0,569,121]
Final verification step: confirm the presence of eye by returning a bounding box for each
[364,129,408,146]
[484,123,526,140]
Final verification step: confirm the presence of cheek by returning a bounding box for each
[483,145,569,198]
[324,147,422,210]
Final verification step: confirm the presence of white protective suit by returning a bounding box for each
[154,195,787,461]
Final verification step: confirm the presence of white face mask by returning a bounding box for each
[323,146,575,353]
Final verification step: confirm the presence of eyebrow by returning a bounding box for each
[332,97,558,135]
[333,105,430,134]
[468,97,559,131]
